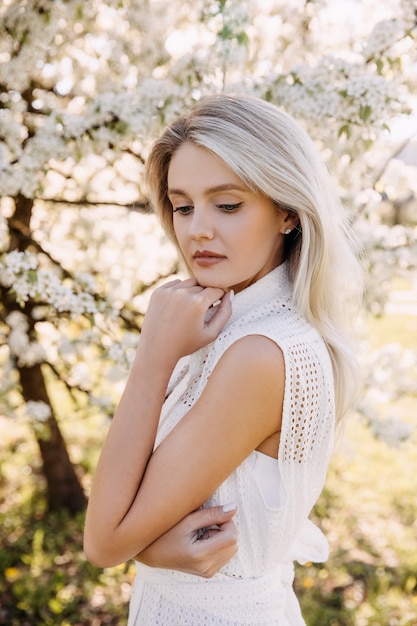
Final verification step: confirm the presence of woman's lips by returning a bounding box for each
[193,251,226,266]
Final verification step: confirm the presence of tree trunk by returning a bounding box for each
[19,363,87,512]
[7,194,87,512]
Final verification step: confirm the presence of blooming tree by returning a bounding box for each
[1,0,416,511]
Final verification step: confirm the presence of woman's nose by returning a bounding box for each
[188,207,214,240]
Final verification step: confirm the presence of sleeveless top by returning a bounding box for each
[128,262,335,626]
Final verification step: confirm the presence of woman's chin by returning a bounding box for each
[194,278,230,291]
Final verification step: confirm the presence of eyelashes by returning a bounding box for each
[172,202,243,214]
[172,206,192,214]
[217,203,243,212]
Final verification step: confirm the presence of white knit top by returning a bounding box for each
[128,262,335,626]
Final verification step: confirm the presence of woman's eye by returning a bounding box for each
[217,202,243,212]
[173,205,193,214]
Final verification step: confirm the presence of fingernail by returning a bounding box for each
[211,299,222,308]
[222,503,237,513]
[229,290,235,303]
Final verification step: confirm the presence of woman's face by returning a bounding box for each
[167,142,291,293]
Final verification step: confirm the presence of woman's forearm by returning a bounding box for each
[83,339,176,566]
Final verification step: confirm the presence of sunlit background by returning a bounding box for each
[0,0,416,624]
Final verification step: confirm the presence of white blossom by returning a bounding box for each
[0,251,38,287]
[370,415,414,447]
[0,250,111,316]
[8,326,46,367]
[68,362,92,390]
[364,19,406,58]
[74,272,99,291]
[107,343,125,363]
[6,310,29,332]
[24,401,52,423]
[121,332,140,349]
[400,0,417,27]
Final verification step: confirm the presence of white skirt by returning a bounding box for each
[127,562,306,626]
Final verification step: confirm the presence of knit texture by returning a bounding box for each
[128,262,335,625]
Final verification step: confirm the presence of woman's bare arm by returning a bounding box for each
[84,279,284,567]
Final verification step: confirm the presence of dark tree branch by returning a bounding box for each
[40,197,150,212]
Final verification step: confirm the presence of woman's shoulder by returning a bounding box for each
[215,298,319,353]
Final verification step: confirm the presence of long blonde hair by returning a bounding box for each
[145,93,363,425]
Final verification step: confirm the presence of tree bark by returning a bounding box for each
[19,363,87,512]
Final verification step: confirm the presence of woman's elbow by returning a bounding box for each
[83,538,106,568]
[83,533,121,569]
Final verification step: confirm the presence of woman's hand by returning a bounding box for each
[135,504,238,579]
[139,279,233,367]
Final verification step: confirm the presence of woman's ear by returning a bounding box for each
[280,211,300,235]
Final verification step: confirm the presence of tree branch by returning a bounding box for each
[40,197,150,212]
[372,133,417,189]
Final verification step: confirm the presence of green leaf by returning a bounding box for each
[362,138,374,151]
[236,32,249,46]
[48,598,63,614]
[27,270,38,284]
[376,59,384,75]
[338,124,351,139]
[359,104,372,122]
[114,120,128,134]
[218,25,233,40]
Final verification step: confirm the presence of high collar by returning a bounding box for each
[227,262,292,323]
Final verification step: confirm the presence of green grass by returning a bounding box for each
[0,419,132,626]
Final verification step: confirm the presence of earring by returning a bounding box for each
[285,228,292,235]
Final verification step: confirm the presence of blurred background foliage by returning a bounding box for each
[0,0,416,624]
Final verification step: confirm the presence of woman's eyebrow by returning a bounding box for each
[168,183,247,196]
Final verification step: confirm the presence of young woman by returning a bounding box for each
[84,94,362,625]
